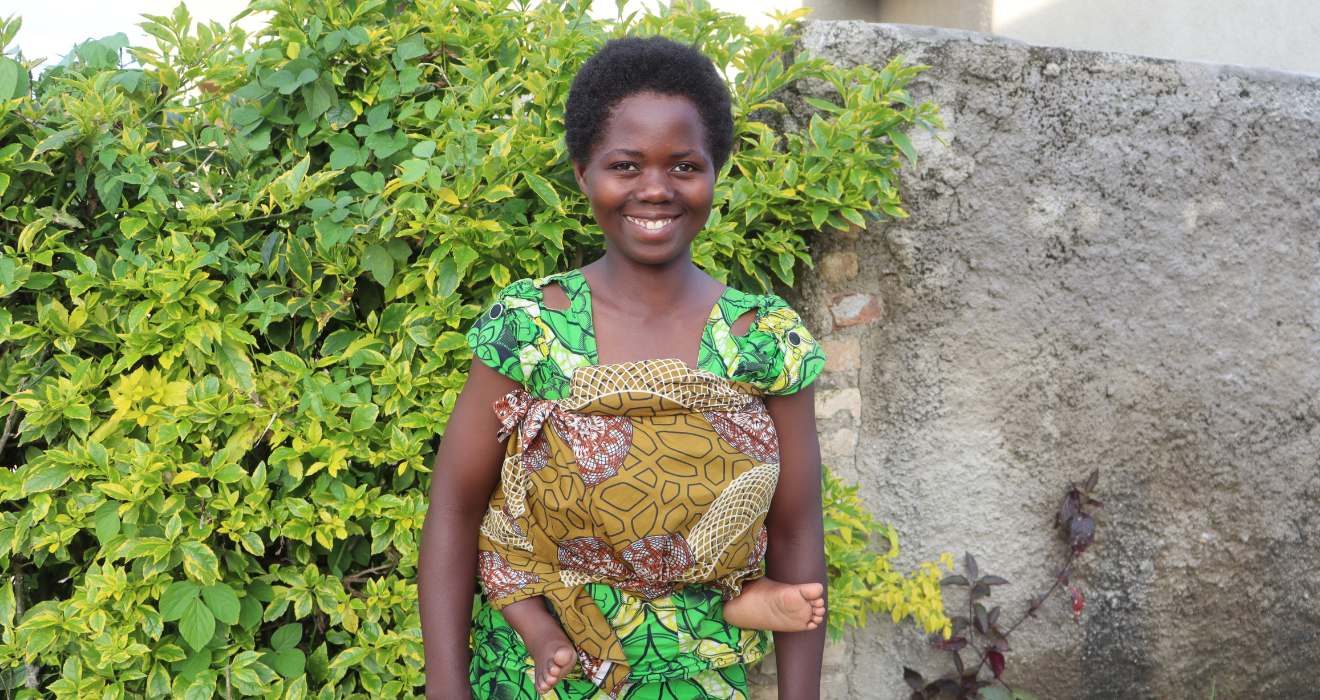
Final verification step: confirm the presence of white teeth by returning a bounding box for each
[626,216,674,230]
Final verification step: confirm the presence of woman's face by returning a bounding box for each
[573,92,716,267]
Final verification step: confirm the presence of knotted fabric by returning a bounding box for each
[476,359,781,698]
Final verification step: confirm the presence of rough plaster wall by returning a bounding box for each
[750,21,1320,700]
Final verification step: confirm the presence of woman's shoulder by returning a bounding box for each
[703,289,826,395]
[466,273,590,393]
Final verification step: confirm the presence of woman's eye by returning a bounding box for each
[611,162,639,171]
[672,163,697,173]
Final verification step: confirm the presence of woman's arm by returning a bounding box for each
[763,382,828,699]
[418,361,522,699]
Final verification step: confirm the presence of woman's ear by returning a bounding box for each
[572,159,589,195]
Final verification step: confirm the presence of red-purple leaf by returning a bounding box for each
[980,575,1010,586]
[942,574,970,586]
[1084,468,1099,492]
[965,553,979,580]
[903,667,925,691]
[1070,512,1096,553]
[936,637,968,652]
[986,649,1005,678]
[1055,493,1079,529]
[1069,584,1085,617]
[971,582,991,600]
[987,606,1001,628]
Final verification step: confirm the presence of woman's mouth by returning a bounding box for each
[624,215,677,231]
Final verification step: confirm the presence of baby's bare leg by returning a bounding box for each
[722,577,826,632]
[500,596,577,693]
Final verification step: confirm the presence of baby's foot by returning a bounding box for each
[722,577,826,632]
[526,621,577,694]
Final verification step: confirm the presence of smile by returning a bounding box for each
[624,216,677,231]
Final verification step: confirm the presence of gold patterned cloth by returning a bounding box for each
[476,359,781,698]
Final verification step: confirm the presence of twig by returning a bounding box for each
[0,349,52,459]
[225,663,232,700]
[11,558,38,690]
[1000,550,1076,637]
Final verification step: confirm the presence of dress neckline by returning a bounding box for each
[539,269,737,369]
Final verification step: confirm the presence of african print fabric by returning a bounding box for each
[465,272,824,699]
[470,584,770,700]
[465,270,826,400]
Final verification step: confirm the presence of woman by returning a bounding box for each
[419,36,828,700]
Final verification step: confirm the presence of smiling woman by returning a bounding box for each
[419,35,831,700]
[572,92,717,286]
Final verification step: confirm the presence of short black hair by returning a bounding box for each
[565,36,734,170]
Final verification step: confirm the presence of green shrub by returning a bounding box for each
[822,467,951,643]
[0,0,942,697]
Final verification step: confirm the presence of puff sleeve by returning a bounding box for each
[724,295,826,394]
[465,279,542,383]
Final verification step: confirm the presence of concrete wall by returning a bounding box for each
[752,20,1320,700]
[994,0,1320,76]
[798,0,1320,74]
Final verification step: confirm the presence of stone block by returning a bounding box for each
[819,252,859,282]
[823,338,860,372]
[815,388,862,422]
[828,293,882,328]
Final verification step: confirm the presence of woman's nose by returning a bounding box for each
[635,169,675,202]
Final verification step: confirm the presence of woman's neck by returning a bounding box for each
[582,247,715,318]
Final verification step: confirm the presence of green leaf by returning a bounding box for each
[0,58,22,100]
[33,129,77,156]
[270,623,302,652]
[351,171,381,193]
[287,235,312,284]
[238,595,263,631]
[179,542,220,583]
[350,404,379,432]
[214,341,256,391]
[154,643,187,662]
[436,259,459,298]
[523,172,562,212]
[411,140,436,158]
[307,643,330,683]
[888,130,917,164]
[94,501,121,542]
[271,649,306,678]
[0,583,13,629]
[303,77,336,118]
[177,598,215,652]
[212,464,246,483]
[362,245,394,286]
[201,585,241,625]
[160,582,201,621]
[176,648,212,682]
[247,581,275,602]
[398,159,428,183]
[803,97,842,112]
[479,183,515,202]
[22,465,72,494]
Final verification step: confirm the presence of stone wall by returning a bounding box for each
[753,21,1320,700]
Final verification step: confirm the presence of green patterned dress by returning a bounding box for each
[465,270,825,700]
